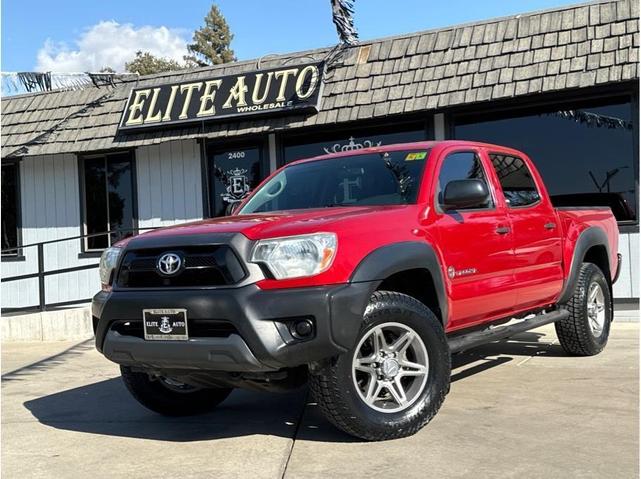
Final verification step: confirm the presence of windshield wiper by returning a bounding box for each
[323,202,349,208]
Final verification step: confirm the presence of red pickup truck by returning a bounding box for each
[93,140,620,440]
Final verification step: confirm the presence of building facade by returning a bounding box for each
[1,0,639,310]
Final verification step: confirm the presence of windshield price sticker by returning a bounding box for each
[405,152,428,161]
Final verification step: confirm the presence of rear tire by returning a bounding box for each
[309,291,450,441]
[555,262,612,356]
[120,366,232,416]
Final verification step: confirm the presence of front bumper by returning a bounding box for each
[92,282,374,372]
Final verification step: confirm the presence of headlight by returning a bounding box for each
[251,233,337,279]
[99,246,122,289]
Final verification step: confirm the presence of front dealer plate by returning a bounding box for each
[143,309,188,340]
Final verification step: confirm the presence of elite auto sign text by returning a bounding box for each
[118,62,324,131]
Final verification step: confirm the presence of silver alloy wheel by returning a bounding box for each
[352,322,429,413]
[586,281,606,337]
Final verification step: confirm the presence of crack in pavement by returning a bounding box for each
[280,388,309,479]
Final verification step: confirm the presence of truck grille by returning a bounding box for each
[116,245,246,288]
[111,319,238,338]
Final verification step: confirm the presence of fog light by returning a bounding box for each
[290,319,314,339]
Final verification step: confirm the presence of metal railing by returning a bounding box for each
[1,228,156,314]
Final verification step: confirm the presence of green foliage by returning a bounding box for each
[123,4,236,76]
[186,4,236,67]
[125,51,186,76]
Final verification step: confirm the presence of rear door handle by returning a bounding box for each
[496,226,510,235]
[544,222,557,230]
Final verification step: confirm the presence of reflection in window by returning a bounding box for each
[283,127,426,164]
[454,98,636,222]
[240,150,429,214]
[489,154,540,207]
[82,153,135,250]
[1,162,19,255]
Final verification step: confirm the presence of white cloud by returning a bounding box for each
[35,20,189,72]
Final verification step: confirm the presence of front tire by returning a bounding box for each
[555,262,612,356]
[120,366,233,416]
[309,291,450,441]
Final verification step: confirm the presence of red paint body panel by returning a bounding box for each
[557,208,619,284]
[423,144,516,330]
[120,141,619,333]
[487,149,565,311]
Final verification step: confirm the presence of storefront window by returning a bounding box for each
[282,126,426,165]
[454,97,637,223]
[82,152,135,250]
[1,162,20,255]
[208,145,266,217]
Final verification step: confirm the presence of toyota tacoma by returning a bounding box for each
[92,140,621,440]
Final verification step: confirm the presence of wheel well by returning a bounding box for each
[377,268,443,323]
[583,245,611,283]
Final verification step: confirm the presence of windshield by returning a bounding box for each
[239,149,430,214]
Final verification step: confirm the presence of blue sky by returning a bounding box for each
[2,0,582,72]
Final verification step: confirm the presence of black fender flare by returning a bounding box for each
[557,226,612,305]
[348,241,449,327]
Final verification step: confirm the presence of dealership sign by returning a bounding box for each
[118,62,324,131]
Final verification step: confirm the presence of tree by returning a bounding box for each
[125,51,185,76]
[99,66,115,73]
[186,4,236,67]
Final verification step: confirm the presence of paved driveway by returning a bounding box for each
[2,322,638,479]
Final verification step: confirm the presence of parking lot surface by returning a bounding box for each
[2,322,638,479]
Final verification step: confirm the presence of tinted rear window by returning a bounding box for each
[489,154,541,207]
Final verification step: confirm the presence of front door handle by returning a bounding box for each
[496,226,510,235]
[544,222,557,230]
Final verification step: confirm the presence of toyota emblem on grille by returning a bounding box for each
[157,253,182,276]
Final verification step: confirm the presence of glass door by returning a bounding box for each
[208,144,266,217]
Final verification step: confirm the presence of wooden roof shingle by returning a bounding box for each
[1,0,638,158]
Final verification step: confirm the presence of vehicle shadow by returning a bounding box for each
[451,330,567,382]
[296,330,567,443]
[23,378,309,442]
[21,330,566,443]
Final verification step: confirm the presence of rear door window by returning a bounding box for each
[489,154,541,208]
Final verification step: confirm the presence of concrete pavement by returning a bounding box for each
[2,322,638,479]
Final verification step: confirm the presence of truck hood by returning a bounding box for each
[127,206,413,244]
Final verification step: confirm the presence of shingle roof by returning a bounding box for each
[2,0,638,158]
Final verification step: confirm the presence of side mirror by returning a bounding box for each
[442,179,490,211]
